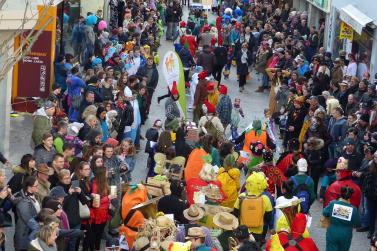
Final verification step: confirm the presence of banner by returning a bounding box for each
[162,51,187,117]
[339,21,353,40]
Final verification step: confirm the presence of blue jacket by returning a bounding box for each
[328,117,347,143]
[67,75,86,98]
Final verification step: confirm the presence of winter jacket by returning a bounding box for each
[217,167,240,208]
[8,166,34,195]
[136,65,159,92]
[67,75,86,98]
[35,177,50,204]
[213,46,228,66]
[165,4,182,23]
[28,238,57,251]
[331,65,343,85]
[165,97,181,123]
[32,108,52,146]
[116,101,134,142]
[33,144,57,165]
[104,155,122,187]
[158,194,188,224]
[236,50,252,75]
[178,47,195,68]
[54,62,68,91]
[197,48,216,75]
[216,95,232,125]
[328,117,347,143]
[198,115,224,135]
[90,179,111,224]
[84,84,103,103]
[194,80,208,107]
[15,190,40,250]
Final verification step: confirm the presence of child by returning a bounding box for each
[137,85,148,125]
[216,84,232,131]
[230,98,244,143]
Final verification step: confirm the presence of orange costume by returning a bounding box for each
[119,185,148,249]
[184,148,208,182]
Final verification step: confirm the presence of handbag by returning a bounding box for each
[0,212,12,228]
[79,201,90,219]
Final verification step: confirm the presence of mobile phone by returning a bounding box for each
[71,180,80,189]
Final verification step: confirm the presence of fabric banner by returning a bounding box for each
[162,51,187,117]
[339,21,353,41]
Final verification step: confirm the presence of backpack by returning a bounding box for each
[239,194,264,228]
[291,176,311,214]
[203,116,222,140]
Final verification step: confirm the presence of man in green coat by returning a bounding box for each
[32,101,55,146]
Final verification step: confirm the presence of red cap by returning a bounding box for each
[203,24,210,32]
[204,100,216,114]
[179,21,186,28]
[198,70,208,80]
[170,81,179,96]
[207,82,215,91]
[218,84,227,95]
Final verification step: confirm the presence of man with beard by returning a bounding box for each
[283,96,307,148]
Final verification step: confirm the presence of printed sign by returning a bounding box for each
[339,21,353,41]
[332,203,353,221]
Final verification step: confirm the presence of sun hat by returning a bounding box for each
[183,204,205,221]
[201,183,225,201]
[156,215,174,229]
[185,227,206,239]
[213,212,239,230]
[297,158,308,172]
[37,164,54,176]
[134,237,150,251]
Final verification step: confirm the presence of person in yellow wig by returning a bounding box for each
[234,172,272,246]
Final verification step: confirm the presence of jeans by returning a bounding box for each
[367,198,377,235]
[166,22,178,40]
[66,224,81,251]
[262,73,269,88]
[360,194,370,228]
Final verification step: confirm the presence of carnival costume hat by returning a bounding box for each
[170,81,179,96]
[263,149,274,163]
[245,172,268,196]
[250,141,265,156]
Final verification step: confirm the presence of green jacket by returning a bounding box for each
[290,174,316,204]
[32,108,52,146]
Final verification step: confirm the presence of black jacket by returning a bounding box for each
[116,101,134,142]
[179,47,195,68]
[157,194,188,224]
[59,182,88,227]
[165,4,182,23]
[236,50,252,75]
[213,46,228,66]
[136,65,159,92]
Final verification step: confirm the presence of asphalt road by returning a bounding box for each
[3,6,370,251]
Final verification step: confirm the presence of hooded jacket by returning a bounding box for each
[32,108,52,146]
[217,164,240,208]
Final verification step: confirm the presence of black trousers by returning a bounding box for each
[91,223,106,250]
[80,223,94,251]
[239,74,247,88]
[213,64,225,83]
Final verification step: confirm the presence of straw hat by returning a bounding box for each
[183,204,205,221]
[202,183,225,201]
[134,237,150,251]
[202,204,233,215]
[185,227,206,239]
[213,212,239,231]
[156,215,174,229]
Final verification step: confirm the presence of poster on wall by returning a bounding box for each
[16,31,52,98]
[339,21,353,41]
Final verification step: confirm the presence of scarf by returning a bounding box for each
[241,50,248,64]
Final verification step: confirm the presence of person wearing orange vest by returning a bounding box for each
[235,120,276,164]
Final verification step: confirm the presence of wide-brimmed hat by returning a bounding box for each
[202,183,225,201]
[183,204,205,221]
[185,227,206,239]
[37,164,54,176]
[134,236,150,251]
[156,215,174,229]
[213,212,239,230]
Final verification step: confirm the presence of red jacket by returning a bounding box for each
[324,175,361,208]
[180,35,197,57]
[266,213,319,251]
[90,179,111,224]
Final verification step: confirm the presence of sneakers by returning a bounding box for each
[255,86,264,92]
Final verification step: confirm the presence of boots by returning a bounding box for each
[255,86,264,92]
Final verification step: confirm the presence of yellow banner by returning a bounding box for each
[339,21,353,40]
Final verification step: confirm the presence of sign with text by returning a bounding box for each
[339,21,353,41]
[17,31,52,97]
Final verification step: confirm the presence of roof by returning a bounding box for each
[339,4,374,34]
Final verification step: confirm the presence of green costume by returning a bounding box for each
[323,199,360,251]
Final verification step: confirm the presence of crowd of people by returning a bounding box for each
[0,0,377,250]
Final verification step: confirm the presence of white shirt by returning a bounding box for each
[345,62,357,77]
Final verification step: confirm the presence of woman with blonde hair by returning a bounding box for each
[28,222,59,251]
[116,138,136,182]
